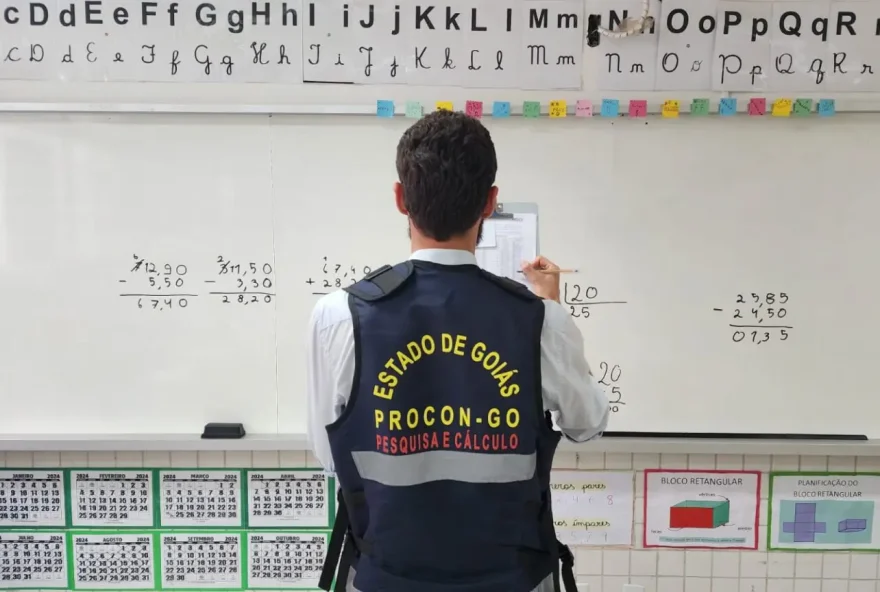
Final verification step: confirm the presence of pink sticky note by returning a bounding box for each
[465,100,483,119]
[575,100,593,117]
[748,98,766,116]
[628,100,647,118]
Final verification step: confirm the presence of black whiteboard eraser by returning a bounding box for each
[201,423,246,439]
[587,15,601,48]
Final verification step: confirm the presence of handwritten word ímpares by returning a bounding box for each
[550,470,635,546]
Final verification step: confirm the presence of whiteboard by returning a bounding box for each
[1,112,879,436]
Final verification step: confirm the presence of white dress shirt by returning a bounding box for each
[306,249,610,472]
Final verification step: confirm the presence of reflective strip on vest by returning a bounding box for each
[351,450,536,486]
[346,569,556,592]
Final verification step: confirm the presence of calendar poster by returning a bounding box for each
[72,471,155,528]
[159,471,243,528]
[0,470,66,527]
[160,533,242,589]
[72,533,154,590]
[248,532,329,590]
[0,532,68,590]
[247,472,331,528]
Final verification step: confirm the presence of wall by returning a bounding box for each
[4,449,880,592]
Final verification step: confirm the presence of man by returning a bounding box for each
[307,110,609,592]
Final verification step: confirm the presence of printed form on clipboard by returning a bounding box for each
[476,212,538,285]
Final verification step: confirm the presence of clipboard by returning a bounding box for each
[488,202,540,252]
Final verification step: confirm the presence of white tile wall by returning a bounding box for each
[2,451,879,592]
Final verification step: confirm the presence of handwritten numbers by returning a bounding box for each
[661,100,680,119]
[549,100,567,118]
[523,101,541,118]
[575,100,593,118]
[772,99,792,118]
[600,99,619,118]
[719,98,738,117]
[729,292,791,345]
[376,100,395,118]
[748,98,767,116]
[691,98,710,116]
[598,362,626,413]
[435,101,453,112]
[628,100,647,118]
[492,101,511,118]
[215,256,275,305]
[465,100,483,119]
[793,99,813,117]
[818,99,836,117]
[405,101,423,119]
[121,254,191,311]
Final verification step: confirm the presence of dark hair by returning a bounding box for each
[396,110,497,241]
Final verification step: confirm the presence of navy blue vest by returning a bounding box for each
[318,261,575,592]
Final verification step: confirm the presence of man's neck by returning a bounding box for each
[410,237,476,254]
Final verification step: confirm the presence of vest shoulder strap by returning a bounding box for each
[344,261,414,302]
[479,269,542,302]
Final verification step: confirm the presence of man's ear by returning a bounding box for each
[394,182,408,215]
[482,186,499,219]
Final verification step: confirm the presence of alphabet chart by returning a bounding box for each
[247,532,328,589]
[0,470,65,527]
[72,471,154,528]
[0,533,68,590]
[160,533,242,589]
[159,471,243,528]
[247,471,331,528]
[72,533,154,590]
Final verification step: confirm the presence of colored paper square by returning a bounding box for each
[600,99,619,118]
[719,98,738,116]
[772,98,793,117]
[523,101,541,118]
[793,98,813,116]
[405,101,423,119]
[748,98,766,116]
[492,101,511,118]
[575,100,593,117]
[818,99,836,117]
[628,100,647,118]
[376,100,395,118]
[465,100,483,119]
[661,100,680,118]
[691,98,710,116]
[549,100,567,118]
[436,101,453,112]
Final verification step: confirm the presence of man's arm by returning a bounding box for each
[540,300,610,442]
[306,291,356,472]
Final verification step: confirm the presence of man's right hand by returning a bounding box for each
[521,256,561,302]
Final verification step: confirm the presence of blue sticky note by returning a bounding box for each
[376,100,395,118]
[600,99,619,118]
[818,99,836,117]
[719,97,738,116]
[492,101,511,118]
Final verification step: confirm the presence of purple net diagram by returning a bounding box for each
[779,501,873,545]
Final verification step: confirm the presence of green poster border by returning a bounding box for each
[66,469,159,529]
[0,468,69,529]
[155,530,245,591]
[243,470,335,530]
[0,531,69,590]
[67,530,159,591]
[767,471,880,553]
[245,530,333,591]
[155,469,245,529]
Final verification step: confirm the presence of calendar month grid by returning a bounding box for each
[0,532,68,590]
[71,470,156,528]
[159,471,244,528]
[246,471,332,529]
[159,532,243,590]
[0,470,67,528]
[71,532,155,590]
[247,532,329,590]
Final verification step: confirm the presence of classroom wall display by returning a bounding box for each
[643,470,761,549]
[589,0,880,93]
[550,470,635,546]
[0,470,66,527]
[0,0,584,89]
[768,472,880,551]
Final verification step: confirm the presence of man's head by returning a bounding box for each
[394,110,498,249]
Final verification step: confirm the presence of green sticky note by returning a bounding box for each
[793,98,813,116]
[405,101,423,119]
[691,98,710,116]
[523,101,541,118]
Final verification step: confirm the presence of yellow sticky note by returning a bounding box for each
[436,101,453,112]
[772,98,793,117]
[661,100,680,118]
[549,100,567,118]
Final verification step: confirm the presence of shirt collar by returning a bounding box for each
[409,249,477,266]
